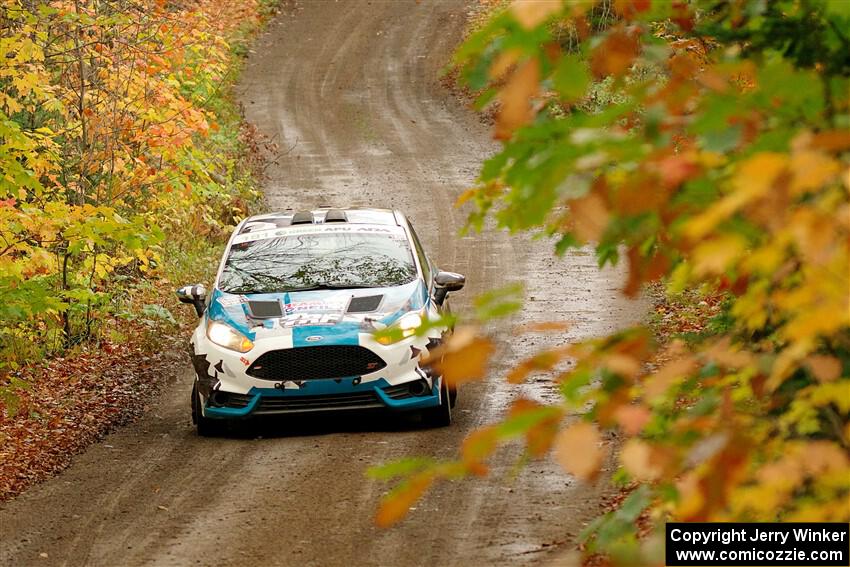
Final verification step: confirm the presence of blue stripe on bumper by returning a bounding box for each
[204,393,261,417]
[375,387,439,409]
[203,380,439,418]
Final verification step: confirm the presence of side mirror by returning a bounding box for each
[433,271,465,305]
[177,284,207,318]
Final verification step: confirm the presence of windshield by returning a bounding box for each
[218,229,418,294]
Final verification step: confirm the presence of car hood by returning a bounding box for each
[207,279,428,340]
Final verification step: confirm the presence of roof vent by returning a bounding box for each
[290,211,314,225]
[324,209,348,223]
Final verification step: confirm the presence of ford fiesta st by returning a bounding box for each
[176,207,465,435]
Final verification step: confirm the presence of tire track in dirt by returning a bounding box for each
[0,2,646,566]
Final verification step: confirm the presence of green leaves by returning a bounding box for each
[367,458,438,481]
[552,53,591,102]
[580,486,651,561]
[473,282,524,321]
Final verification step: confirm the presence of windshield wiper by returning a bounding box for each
[281,284,332,292]
[315,282,376,289]
[282,282,378,291]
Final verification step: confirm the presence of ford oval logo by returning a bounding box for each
[305,335,323,342]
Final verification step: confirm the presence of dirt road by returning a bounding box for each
[0,2,645,565]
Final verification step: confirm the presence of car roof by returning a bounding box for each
[237,207,403,234]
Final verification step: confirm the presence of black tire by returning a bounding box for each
[191,383,225,437]
[421,377,452,427]
[448,385,458,408]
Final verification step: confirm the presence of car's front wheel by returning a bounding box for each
[191,382,226,437]
[421,377,452,427]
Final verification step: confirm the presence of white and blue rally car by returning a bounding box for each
[177,207,465,435]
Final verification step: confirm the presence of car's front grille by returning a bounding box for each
[257,392,383,413]
[247,346,387,381]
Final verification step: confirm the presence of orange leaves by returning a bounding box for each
[789,150,841,196]
[686,152,788,241]
[613,404,651,435]
[644,354,697,401]
[611,173,666,216]
[621,439,662,482]
[428,327,495,387]
[509,0,563,30]
[674,437,752,521]
[624,246,669,297]
[691,234,747,277]
[510,399,564,458]
[613,0,650,17]
[696,67,729,93]
[670,1,695,31]
[654,153,701,190]
[590,27,639,79]
[732,153,789,199]
[809,130,850,152]
[567,190,610,243]
[604,353,642,380]
[461,426,500,476]
[454,187,479,208]
[374,471,435,528]
[703,338,754,370]
[506,345,571,384]
[554,421,605,482]
[494,58,540,140]
[805,355,842,383]
[787,208,839,263]
[668,51,700,81]
[735,441,849,521]
[513,320,571,334]
[798,441,849,475]
[373,400,570,528]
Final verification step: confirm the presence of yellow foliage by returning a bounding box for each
[0,0,264,359]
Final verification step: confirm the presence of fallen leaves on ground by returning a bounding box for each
[0,331,183,502]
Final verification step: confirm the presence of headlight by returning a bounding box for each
[206,320,254,353]
[375,311,423,345]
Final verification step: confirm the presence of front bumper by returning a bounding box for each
[202,377,440,418]
[193,319,445,419]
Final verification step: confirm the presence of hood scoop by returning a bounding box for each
[346,295,383,313]
[247,300,283,318]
